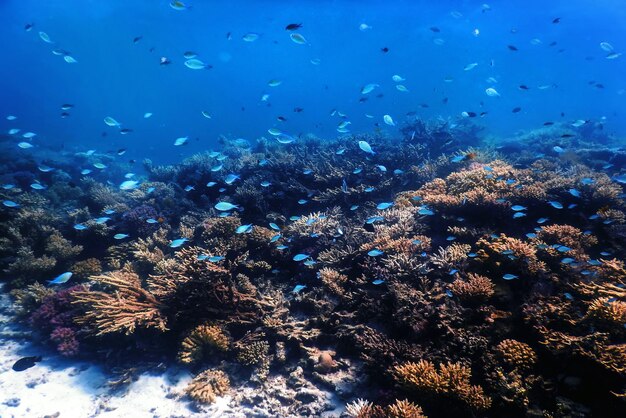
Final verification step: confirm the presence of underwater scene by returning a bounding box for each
[1,0,626,417]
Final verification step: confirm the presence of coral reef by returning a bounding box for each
[2,119,626,416]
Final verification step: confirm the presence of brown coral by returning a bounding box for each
[495,339,537,371]
[449,273,495,302]
[71,267,167,335]
[393,360,491,412]
[185,369,230,404]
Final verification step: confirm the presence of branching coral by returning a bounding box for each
[71,267,167,336]
[393,360,491,412]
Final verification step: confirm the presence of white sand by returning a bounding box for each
[0,285,230,418]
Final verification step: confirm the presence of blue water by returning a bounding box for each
[1,0,625,164]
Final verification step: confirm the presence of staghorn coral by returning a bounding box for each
[185,369,230,404]
[71,267,167,336]
[178,324,230,365]
[70,258,102,280]
[236,338,271,381]
[393,360,491,412]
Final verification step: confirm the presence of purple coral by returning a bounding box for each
[30,286,83,357]
[121,204,162,236]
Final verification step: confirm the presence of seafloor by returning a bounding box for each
[1,119,625,417]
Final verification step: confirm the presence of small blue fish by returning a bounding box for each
[73,223,88,230]
[367,249,384,257]
[211,164,223,172]
[513,212,526,218]
[451,155,465,163]
[114,233,129,239]
[293,253,310,261]
[376,202,394,210]
[30,183,46,190]
[366,216,385,224]
[511,205,527,211]
[446,236,456,241]
[146,218,158,224]
[580,178,595,185]
[206,181,217,187]
[302,169,313,175]
[184,185,195,192]
[104,209,116,215]
[289,216,301,221]
[358,140,375,154]
[553,146,564,153]
[260,181,271,187]
[468,252,477,258]
[270,234,282,243]
[568,188,581,197]
[449,269,458,275]
[197,254,209,261]
[259,159,269,166]
[393,169,404,175]
[147,187,156,193]
[557,246,572,252]
[502,273,519,280]
[376,165,387,172]
[564,292,574,300]
[561,258,575,264]
[445,289,454,298]
[2,184,15,190]
[418,207,434,216]
[269,222,280,230]
[224,173,240,184]
[2,200,20,208]
[303,259,316,266]
[484,166,493,171]
[276,245,289,250]
[350,205,360,211]
[208,256,225,262]
[364,187,375,192]
[341,179,348,194]
[353,168,363,174]
[292,284,307,293]
[372,279,385,285]
[95,217,111,224]
[170,238,188,248]
[587,259,602,266]
[49,272,72,285]
[526,233,537,239]
[298,199,308,204]
[236,224,253,234]
[215,201,239,211]
[218,188,226,192]
[548,201,563,209]
[412,239,422,245]
[537,217,549,224]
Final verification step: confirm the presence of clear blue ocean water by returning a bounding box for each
[1,0,625,163]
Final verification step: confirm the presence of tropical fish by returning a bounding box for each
[290,33,307,44]
[39,31,53,43]
[184,59,211,69]
[395,85,409,92]
[119,180,139,190]
[502,273,519,280]
[170,1,190,10]
[170,238,188,248]
[48,271,73,285]
[12,356,42,372]
[94,217,111,224]
[242,33,260,42]
[104,116,120,127]
[511,205,527,211]
[113,233,129,240]
[358,140,375,154]
[144,112,153,118]
[383,114,395,126]
[292,284,307,293]
[361,83,379,94]
[368,249,384,257]
[174,136,188,146]
[485,87,500,97]
[215,201,239,211]
[235,224,253,234]
[286,23,303,31]
[73,224,88,230]
[17,142,34,149]
[268,79,282,87]
[548,200,563,209]
[418,207,435,216]
[377,202,394,210]
[293,254,310,261]
[224,173,240,184]
[30,183,46,190]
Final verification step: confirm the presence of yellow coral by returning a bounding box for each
[178,324,229,365]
